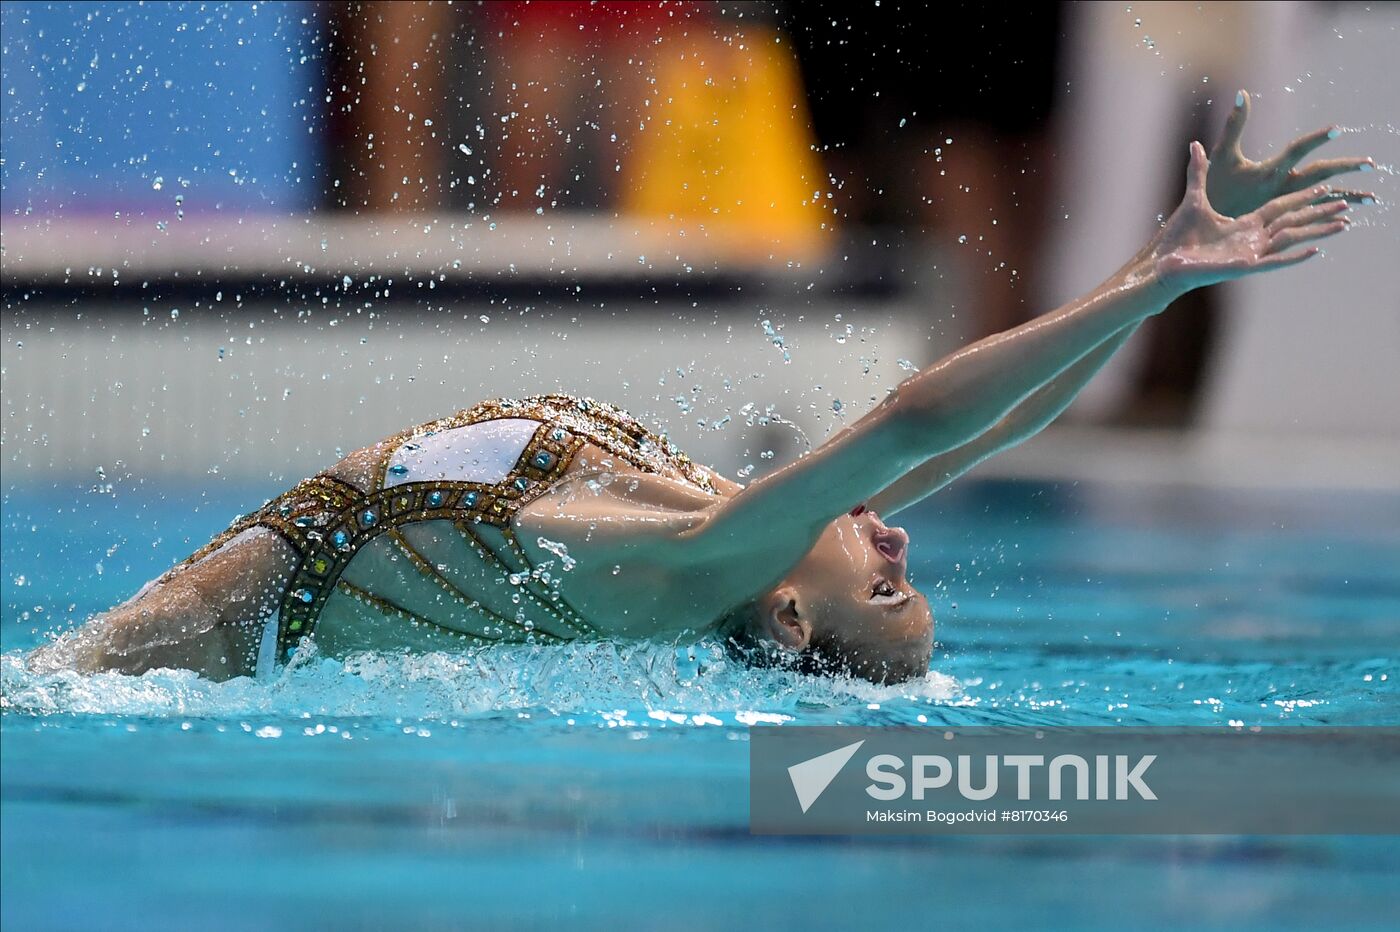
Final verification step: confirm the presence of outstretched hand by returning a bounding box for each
[1207,89,1375,218]
[1152,141,1357,295]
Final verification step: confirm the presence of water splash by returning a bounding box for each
[1,641,961,724]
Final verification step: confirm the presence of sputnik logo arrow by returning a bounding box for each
[787,740,865,813]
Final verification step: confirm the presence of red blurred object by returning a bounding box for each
[485,1,700,33]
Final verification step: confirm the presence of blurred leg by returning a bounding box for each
[342,0,451,212]
[487,28,586,211]
[1042,2,1186,420]
[921,124,1048,340]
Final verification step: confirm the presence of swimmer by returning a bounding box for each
[39,94,1376,684]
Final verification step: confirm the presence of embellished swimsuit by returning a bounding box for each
[177,395,720,673]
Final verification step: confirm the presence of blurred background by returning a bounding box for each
[4,7,1399,930]
[2,0,1397,494]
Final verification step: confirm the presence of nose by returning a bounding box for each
[872,524,908,569]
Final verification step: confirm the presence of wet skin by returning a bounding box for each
[43,94,1374,683]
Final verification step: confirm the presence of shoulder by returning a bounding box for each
[514,454,730,561]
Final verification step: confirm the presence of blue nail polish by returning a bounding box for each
[1359,162,1374,172]
[1235,91,1245,107]
[1327,127,1341,140]
[1361,197,1376,206]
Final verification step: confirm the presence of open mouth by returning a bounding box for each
[870,581,911,608]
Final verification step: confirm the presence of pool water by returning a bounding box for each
[3,478,1398,929]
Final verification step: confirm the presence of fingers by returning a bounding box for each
[1215,89,1251,156]
[1275,125,1340,170]
[1269,218,1349,254]
[1312,188,1378,207]
[1251,247,1320,274]
[1259,185,1330,222]
[1290,157,1377,188]
[1267,199,1348,235]
[1186,141,1210,198]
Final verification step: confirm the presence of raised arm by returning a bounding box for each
[870,92,1377,517]
[681,142,1358,590]
[868,322,1139,516]
[1207,90,1375,218]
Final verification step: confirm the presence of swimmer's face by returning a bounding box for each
[758,509,934,684]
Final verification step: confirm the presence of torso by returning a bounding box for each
[186,395,738,668]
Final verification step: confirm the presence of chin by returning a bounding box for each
[850,641,932,685]
[802,624,934,684]
[888,653,933,684]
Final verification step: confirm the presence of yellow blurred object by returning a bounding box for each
[622,28,828,253]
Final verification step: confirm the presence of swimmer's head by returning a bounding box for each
[731,508,934,684]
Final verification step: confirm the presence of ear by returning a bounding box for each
[761,586,812,652]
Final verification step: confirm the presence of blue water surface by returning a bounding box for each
[3,478,1398,930]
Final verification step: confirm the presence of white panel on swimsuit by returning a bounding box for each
[383,418,539,488]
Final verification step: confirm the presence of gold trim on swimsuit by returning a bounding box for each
[384,528,566,643]
[178,395,720,663]
[333,578,496,646]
